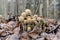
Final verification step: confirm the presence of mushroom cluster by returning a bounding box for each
[0,9,60,40]
[18,9,46,32]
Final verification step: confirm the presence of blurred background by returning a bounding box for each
[0,0,60,19]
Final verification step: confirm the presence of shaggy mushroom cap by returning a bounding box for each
[37,17,45,23]
[27,16,32,19]
[21,12,27,18]
[25,9,32,16]
[37,17,42,21]
[34,21,38,25]
[33,15,38,19]
[18,16,24,22]
[32,18,36,22]
[27,18,32,24]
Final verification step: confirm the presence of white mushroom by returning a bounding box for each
[34,15,38,19]
[21,12,27,18]
[24,20,27,24]
[27,18,32,23]
[18,16,24,22]
[25,9,32,16]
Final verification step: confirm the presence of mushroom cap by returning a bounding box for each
[27,16,32,19]
[18,16,24,22]
[21,12,27,18]
[37,17,42,21]
[25,9,32,16]
[34,21,38,25]
[34,15,38,18]
[27,18,32,23]
[24,20,27,24]
[32,18,36,22]
[27,26,31,32]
